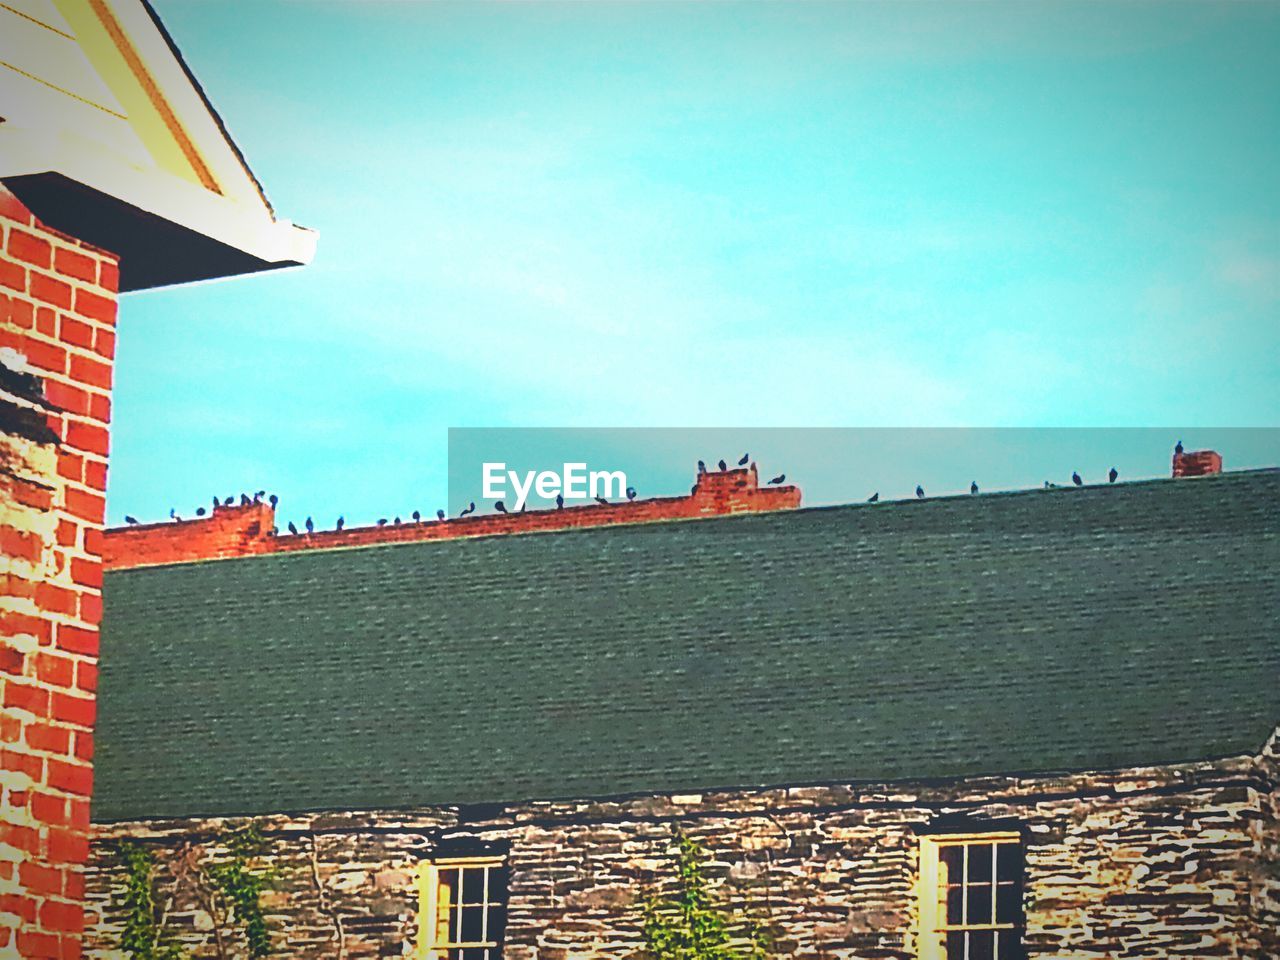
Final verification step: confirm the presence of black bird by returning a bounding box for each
[124,515,138,525]
[169,508,180,521]
[867,492,879,503]
[555,494,564,509]
[412,510,421,522]
[394,517,401,525]
[225,495,234,506]
[460,502,476,517]
[1175,439,1184,455]
[916,485,925,499]
[1108,467,1118,483]
[212,496,220,508]
[377,518,388,527]
[436,510,446,521]
[336,516,344,531]
[240,494,251,506]
[305,516,314,534]
[196,507,206,516]
[1072,472,1083,486]
[287,521,298,535]
[769,474,785,485]
[254,491,265,502]
[738,453,750,466]
[268,494,278,509]
[697,460,707,474]
[970,481,979,495]
[718,459,728,471]
[626,486,637,501]
[595,496,609,505]
[494,501,507,513]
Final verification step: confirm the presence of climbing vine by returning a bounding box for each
[117,823,277,960]
[642,830,772,960]
[119,843,183,960]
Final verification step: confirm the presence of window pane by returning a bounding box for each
[967,883,993,926]
[940,845,963,883]
[995,930,1025,960]
[995,843,1020,883]
[969,930,995,960]
[946,884,965,925]
[946,931,965,958]
[461,905,486,943]
[462,867,486,904]
[967,843,993,882]
[996,881,1020,923]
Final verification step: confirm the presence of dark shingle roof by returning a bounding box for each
[96,471,1280,821]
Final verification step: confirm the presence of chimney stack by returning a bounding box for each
[1172,449,1223,478]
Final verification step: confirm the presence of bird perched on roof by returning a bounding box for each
[555,494,564,509]
[394,516,401,525]
[124,515,138,525]
[287,521,298,535]
[336,516,344,530]
[769,474,785,485]
[718,459,728,471]
[196,507,206,516]
[254,491,265,502]
[412,510,420,522]
[626,486,637,501]
[460,502,475,517]
[268,494,278,509]
[970,481,979,495]
[1108,467,1118,483]
[305,516,314,534]
[1072,472,1083,486]
[916,485,925,499]
[169,508,180,521]
[595,496,609,505]
[377,518,388,526]
[494,501,507,513]
[212,496,220,508]
[240,494,251,506]
[738,453,749,466]
[867,492,879,503]
[1175,439,1184,455]
[436,509,445,521]
[697,460,707,474]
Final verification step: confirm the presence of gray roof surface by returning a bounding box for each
[95,470,1280,821]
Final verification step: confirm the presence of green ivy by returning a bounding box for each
[642,830,771,960]
[208,823,275,958]
[119,843,184,960]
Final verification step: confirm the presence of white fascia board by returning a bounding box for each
[0,121,316,268]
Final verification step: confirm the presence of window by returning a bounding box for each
[416,857,507,960]
[917,833,1023,960]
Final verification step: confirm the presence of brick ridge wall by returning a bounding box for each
[102,465,802,571]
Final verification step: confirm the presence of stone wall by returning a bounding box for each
[83,737,1279,959]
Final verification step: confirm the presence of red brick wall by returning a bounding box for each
[1,184,118,959]
[104,466,802,571]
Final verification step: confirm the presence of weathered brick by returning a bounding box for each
[56,625,97,658]
[68,352,112,392]
[25,724,71,756]
[51,692,94,729]
[39,898,84,935]
[59,315,93,350]
[7,228,51,268]
[53,247,95,283]
[46,758,91,797]
[30,272,72,309]
[72,288,115,325]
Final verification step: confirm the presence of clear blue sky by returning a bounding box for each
[107,2,1279,528]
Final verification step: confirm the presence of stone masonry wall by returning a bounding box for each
[84,740,1279,959]
[1,184,119,959]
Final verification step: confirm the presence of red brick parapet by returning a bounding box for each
[103,465,802,572]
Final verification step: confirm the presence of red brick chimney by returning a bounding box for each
[1172,449,1222,478]
[103,464,802,572]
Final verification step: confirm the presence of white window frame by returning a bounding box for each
[916,831,1022,960]
[415,856,505,960]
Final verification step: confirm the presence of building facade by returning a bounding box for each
[1,1,312,954]
[81,463,1279,958]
